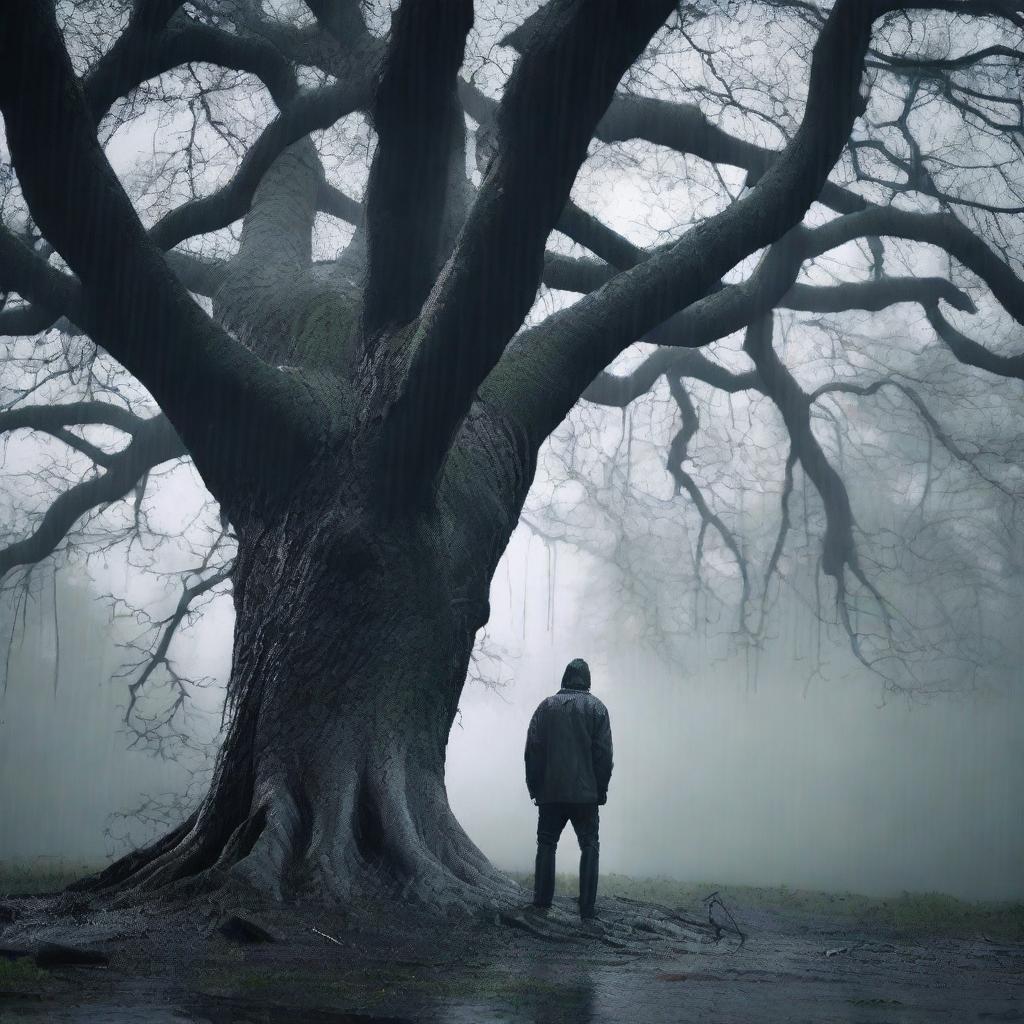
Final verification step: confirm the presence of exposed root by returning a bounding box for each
[67,767,527,923]
[497,892,733,955]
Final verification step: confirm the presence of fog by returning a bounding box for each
[2,509,1021,901]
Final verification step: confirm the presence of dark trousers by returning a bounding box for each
[533,802,600,918]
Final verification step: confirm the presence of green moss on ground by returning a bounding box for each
[0,956,57,995]
[198,962,575,1011]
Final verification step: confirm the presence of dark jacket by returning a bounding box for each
[525,684,613,805]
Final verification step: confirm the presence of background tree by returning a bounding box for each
[1,0,1023,914]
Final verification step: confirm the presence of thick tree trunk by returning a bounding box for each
[78,476,521,913]
[68,141,533,915]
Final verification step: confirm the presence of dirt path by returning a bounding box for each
[1,891,1021,1022]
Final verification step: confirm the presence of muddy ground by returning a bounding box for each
[1,872,1021,1023]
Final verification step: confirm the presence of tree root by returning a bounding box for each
[497,892,731,955]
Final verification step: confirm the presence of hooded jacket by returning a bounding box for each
[524,659,614,805]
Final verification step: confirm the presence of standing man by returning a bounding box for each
[524,657,613,920]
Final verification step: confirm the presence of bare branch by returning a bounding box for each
[584,348,758,407]
[0,414,185,580]
[148,78,371,252]
[122,559,232,749]
[783,276,975,314]
[482,0,888,456]
[742,314,855,582]
[809,207,1024,327]
[666,375,750,629]
[82,0,188,121]
[926,304,1024,379]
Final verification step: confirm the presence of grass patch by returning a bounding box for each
[0,859,104,896]
[199,962,574,1011]
[0,956,54,995]
[505,870,1024,941]
[855,891,1024,940]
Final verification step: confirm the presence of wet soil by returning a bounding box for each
[1,887,1021,1022]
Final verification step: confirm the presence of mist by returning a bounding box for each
[1,0,1023,911]
[3,514,1021,901]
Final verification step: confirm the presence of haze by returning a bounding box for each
[3,506,1020,901]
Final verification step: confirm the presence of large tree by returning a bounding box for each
[1,0,1023,912]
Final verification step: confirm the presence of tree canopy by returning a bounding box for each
[3,0,1024,748]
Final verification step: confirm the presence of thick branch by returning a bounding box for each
[783,276,975,314]
[361,0,474,336]
[0,226,83,323]
[162,250,231,297]
[81,0,186,121]
[809,206,1024,327]
[0,401,143,437]
[0,304,68,337]
[144,22,300,108]
[149,78,370,252]
[303,0,370,46]
[542,252,615,294]
[461,79,656,268]
[377,0,676,506]
[555,202,647,270]
[492,197,995,457]
[0,4,323,503]
[481,0,884,454]
[926,305,1024,379]
[0,225,227,334]
[318,180,363,226]
[742,314,856,582]
[592,88,867,217]
[583,348,758,406]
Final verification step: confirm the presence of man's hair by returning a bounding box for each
[561,658,591,691]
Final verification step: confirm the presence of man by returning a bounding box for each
[524,657,613,920]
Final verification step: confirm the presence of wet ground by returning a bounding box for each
[1,889,1021,1023]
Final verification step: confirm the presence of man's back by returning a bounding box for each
[525,681,613,805]
[524,657,613,919]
